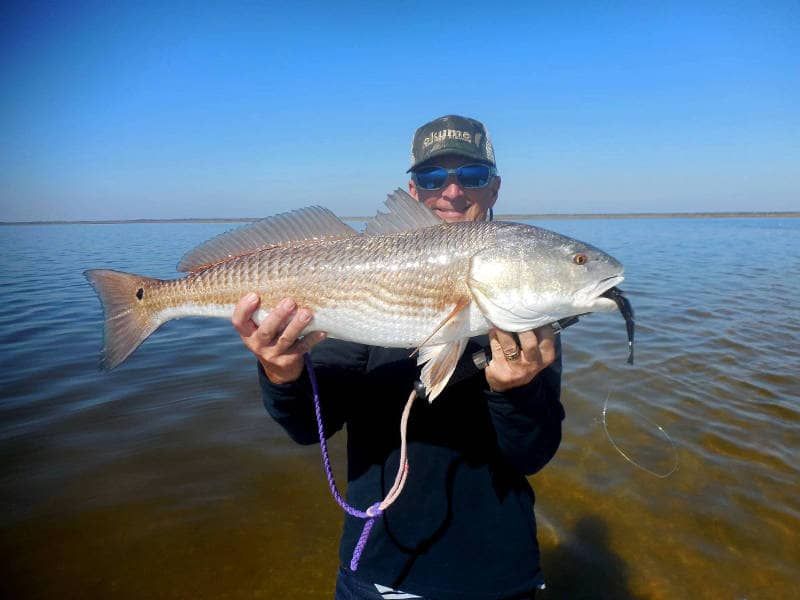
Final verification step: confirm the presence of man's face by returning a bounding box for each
[408,154,501,223]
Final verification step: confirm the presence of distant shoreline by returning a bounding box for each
[1,211,798,225]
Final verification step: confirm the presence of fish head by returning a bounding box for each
[468,223,624,331]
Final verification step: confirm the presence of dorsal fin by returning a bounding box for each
[177,206,358,272]
[363,189,443,236]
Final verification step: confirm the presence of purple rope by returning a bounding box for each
[304,353,383,571]
[350,502,381,571]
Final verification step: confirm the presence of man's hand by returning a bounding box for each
[485,326,556,393]
[231,293,326,384]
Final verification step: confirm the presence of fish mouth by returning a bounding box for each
[583,275,625,309]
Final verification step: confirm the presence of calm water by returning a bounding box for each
[1,217,798,599]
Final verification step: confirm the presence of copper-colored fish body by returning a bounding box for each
[86,189,627,400]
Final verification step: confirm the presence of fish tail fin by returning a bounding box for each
[84,269,166,369]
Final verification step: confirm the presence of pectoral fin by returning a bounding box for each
[411,296,471,356]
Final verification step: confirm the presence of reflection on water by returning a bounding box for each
[1,218,799,598]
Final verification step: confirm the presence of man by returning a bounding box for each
[232,115,563,599]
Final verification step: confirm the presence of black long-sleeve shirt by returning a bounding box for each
[259,335,564,599]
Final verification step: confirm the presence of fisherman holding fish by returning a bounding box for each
[87,114,630,596]
[233,116,562,599]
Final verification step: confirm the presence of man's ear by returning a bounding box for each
[408,178,419,199]
[488,175,501,208]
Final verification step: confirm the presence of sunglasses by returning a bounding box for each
[412,163,497,191]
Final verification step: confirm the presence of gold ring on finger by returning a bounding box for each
[503,348,521,362]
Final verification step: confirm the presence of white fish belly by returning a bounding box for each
[157,299,492,351]
[157,302,234,323]
[250,305,445,347]
[305,305,452,348]
[156,302,464,350]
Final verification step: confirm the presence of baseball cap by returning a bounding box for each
[408,115,496,172]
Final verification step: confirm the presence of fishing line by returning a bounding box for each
[601,389,679,478]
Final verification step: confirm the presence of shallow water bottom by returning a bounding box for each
[2,445,344,599]
[4,428,798,600]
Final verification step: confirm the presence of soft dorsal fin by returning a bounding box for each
[177,206,358,272]
[363,188,443,236]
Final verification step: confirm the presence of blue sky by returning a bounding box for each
[1,1,798,221]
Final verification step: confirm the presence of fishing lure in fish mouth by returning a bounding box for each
[601,287,635,364]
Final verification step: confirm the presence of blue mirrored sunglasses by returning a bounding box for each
[412,163,496,191]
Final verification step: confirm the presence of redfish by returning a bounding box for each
[86,190,629,400]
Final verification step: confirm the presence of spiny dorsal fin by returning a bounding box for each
[177,206,358,272]
[363,188,443,236]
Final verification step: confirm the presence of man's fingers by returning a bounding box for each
[516,329,539,354]
[232,293,259,337]
[490,327,556,367]
[303,330,327,351]
[536,326,556,366]
[489,327,520,360]
[517,329,541,364]
[255,297,297,342]
[274,308,313,352]
[486,326,556,392]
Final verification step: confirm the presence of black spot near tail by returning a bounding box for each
[84,269,163,369]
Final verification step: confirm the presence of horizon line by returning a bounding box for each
[1,210,799,226]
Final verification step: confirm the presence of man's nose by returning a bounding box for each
[441,179,465,200]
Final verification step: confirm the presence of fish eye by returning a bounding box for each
[573,253,588,265]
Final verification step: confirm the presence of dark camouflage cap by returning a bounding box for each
[407,115,496,172]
